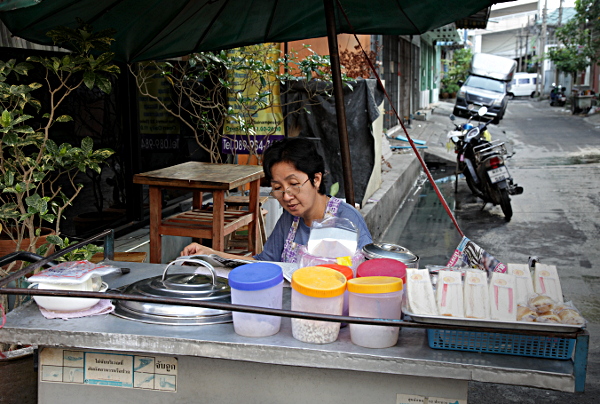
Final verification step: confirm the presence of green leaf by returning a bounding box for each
[4,171,14,186]
[55,115,73,123]
[81,136,93,153]
[96,76,112,94]
[2,132,18,146]
[329,182,340,197]
[41,213,56,223]
[46,235,63,245]
[83,71,95,89]
[92,148,114,160]
[1,110,12,127]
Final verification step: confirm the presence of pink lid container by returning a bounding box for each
[356,258,406,284]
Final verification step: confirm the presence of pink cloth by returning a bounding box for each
[39,299,114,320]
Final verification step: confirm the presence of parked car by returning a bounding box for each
[508,73,538,98]
[453,53,517,124]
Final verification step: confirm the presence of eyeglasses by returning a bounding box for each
[269,178,310,199]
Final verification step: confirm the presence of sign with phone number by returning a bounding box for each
[221,135,283,155]
[141,134,180,150]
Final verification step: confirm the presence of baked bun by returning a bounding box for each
[558,309,585,326]
[535,311,561,323]
[516,305,537,322]
[529,294,555,313]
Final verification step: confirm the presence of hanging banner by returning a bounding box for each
[137,62,180,151]
[222,43,284,155]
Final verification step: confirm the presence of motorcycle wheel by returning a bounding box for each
[500,188,513,221]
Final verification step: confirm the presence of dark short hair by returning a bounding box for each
[263,137,326,194]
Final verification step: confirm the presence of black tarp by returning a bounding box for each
[283,79,384,205]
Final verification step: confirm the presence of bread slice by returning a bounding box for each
[507,263,535,305]
[406,268,438,316]
[489,272,517,321]
[463,270,489,319]
[533,264,564,303]
[436,270,464,318]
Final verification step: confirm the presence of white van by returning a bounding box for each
[509,73,538,98]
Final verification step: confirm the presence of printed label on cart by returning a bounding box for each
[396,394,467,404]
[39,348,177,392]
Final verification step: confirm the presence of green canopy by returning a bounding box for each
[0,0,509,206]
[0,0,508,63]
[0,0,40,12]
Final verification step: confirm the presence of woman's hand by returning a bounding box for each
[180,242,214,256]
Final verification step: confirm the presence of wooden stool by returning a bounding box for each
[224,195,269,253]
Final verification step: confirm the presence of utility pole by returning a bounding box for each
[537,0,548,96]
[556,0,564,86]
[519,28,524,72]
[558,0,563,27]
[516,30,521,71]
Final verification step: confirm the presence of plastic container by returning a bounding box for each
[291,266,347,344]
[317,264,353,321]
[356,258,407,284]
[228,262,283,337]
[347,276,403,348]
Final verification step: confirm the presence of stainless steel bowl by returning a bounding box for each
[362,243,419,268]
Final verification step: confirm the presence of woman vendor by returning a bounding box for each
[181,137,372,263]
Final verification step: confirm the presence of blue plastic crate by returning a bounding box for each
[427,329,575,360]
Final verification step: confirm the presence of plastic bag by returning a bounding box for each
[28,260,120,285]
[297,244,365,273]
[306,216,358,259]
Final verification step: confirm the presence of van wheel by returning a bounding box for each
[507,93,514,100]
[530,91,539,98]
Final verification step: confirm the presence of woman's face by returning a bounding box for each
[270,161,322,219]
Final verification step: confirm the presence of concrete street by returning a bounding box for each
[383,97,600,402]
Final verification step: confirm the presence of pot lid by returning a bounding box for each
[362,243,419,263]
[113,258,232,325]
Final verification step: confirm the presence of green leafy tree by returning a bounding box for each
[0,22,119,280]
[441,47,473,91]
[548,0,600,82]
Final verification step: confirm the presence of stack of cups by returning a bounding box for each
[347,276,403,348]
[291,266,347,344]
[228,263,284,337]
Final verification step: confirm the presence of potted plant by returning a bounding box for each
[0,22,119,324]
[446,83,461,99]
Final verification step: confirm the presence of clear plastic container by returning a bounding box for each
[228,263,283,337]
[348,276,403,348]
[291,266,347,344]
[317,264,353,326]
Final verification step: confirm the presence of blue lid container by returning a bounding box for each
[228,263,283,291]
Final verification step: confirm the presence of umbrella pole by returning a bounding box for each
[324,0,355,206]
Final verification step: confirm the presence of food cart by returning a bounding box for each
[0,232,589,403]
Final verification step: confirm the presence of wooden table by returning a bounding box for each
[133,162,264,263]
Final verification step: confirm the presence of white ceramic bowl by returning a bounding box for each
[31,282,108,312]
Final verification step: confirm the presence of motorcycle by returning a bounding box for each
[447,106,524,221]
[550,85,567,107]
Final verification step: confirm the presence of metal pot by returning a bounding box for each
[362,243,420,268]
[113,258,232,325]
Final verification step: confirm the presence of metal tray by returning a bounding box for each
[405,311,584,333]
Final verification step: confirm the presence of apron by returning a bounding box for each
[280,196,341,263]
